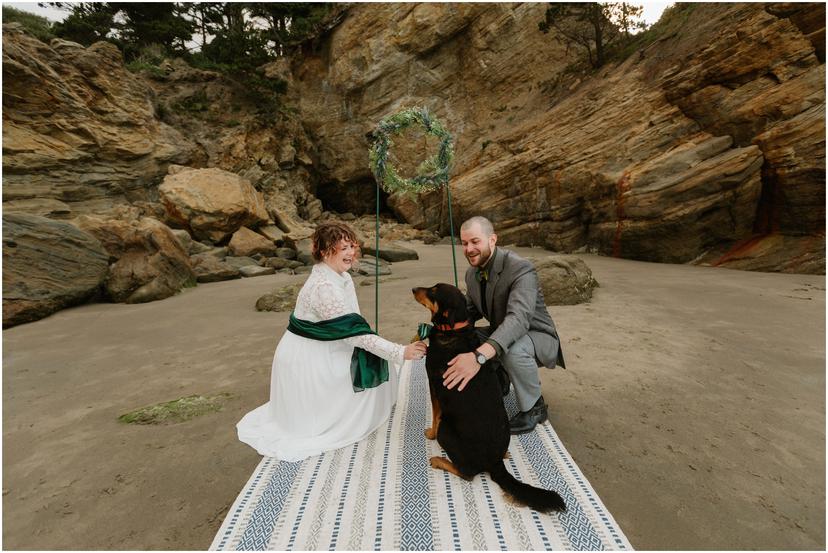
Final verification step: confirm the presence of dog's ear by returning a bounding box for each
[442,309,456,327]
[445,288,468,324]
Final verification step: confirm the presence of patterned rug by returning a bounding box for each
[211,360,633,551]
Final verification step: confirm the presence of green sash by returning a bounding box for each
[287,313,389,393]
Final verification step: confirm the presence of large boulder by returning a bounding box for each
[158,167,269,243]
[533,256,599,306]
[228,226,279,257]
[3,213,109,327]
[74,214,196,303]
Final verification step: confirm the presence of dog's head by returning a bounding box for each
[412,283,469,327]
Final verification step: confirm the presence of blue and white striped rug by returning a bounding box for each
[212,360,633,551]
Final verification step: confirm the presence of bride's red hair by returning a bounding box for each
[311,222,361,262]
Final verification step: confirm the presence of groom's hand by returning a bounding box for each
[444,352,480,392]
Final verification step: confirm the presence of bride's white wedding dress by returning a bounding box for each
[237,262,405,461]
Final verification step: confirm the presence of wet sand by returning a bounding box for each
[3,243,825,549]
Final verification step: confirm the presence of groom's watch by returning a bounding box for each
[474,349,487,366]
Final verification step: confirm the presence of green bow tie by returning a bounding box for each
[477,269,489,282]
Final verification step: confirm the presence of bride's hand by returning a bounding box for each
[404,341,427,360]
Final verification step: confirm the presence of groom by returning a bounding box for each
[443,216,566,434]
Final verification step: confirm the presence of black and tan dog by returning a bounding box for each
[412,283,566,513]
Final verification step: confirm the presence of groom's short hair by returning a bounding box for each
[461,216,494,237]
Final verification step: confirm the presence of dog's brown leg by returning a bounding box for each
[429,457,471,480]
[424,385,441,440]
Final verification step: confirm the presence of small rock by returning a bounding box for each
[239,265,276,278]
[354,258,392,276]
[203,246,228,259]
[228,227,279,257]
[258,225,287,242]
[276,247,297,260]
[362,240,419,262]
[294,266,312,274]
[265,257,292,269]
[170,229,193,252]
[256,284,301,312]
[191,255,240,283]
[188,240,213,255]
[224,256,261,269]
[361,254,391,267]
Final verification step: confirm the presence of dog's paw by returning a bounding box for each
[424,427,437,440]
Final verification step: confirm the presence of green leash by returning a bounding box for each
[375,174,380,332]
[446,176,458,288]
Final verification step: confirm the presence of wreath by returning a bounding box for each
[368,107,454,194]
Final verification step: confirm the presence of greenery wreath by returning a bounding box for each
[368,107,454,194]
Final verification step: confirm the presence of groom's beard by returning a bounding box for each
[465,244,493,267]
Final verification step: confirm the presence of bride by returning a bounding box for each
[237,222,427,461]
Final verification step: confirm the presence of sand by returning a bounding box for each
[3,243,825,550]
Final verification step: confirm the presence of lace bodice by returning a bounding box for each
[293,263,405,366]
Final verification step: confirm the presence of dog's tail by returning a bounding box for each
[489,462,566,513]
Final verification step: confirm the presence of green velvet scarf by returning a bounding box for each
[287,313,389,393]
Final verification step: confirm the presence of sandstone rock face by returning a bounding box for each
[74,215,196,303]
[3,213,109,327]
[158,167,269,243]
[532,256,599,306]
[228,226,279,257]
[2,26,196,215]
[293,3,824,273]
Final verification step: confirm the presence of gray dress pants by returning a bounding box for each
[476,327,553,412]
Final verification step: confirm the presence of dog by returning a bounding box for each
[412,283,566,513]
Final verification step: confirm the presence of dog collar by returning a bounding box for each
[434,320,470,332]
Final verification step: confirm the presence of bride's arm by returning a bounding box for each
[309,280,405,366]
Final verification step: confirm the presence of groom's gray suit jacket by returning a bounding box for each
[465,248,566,369]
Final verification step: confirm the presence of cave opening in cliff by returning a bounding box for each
[316,179,396,218]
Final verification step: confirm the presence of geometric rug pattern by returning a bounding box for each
[211,359,633,550]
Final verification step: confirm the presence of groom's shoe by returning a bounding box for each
[509,396,548,434]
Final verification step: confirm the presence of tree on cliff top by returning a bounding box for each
[539,2,647,68]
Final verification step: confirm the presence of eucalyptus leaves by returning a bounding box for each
[368,107,454,194]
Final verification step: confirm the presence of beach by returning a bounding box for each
[3,242,825,550]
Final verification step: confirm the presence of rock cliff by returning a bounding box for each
[2,3,825,275]
[2,25,196,217]
[292,2,825,272]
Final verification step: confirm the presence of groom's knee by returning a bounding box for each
[501,335,538,373]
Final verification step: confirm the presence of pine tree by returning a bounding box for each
[539,2,646,68]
